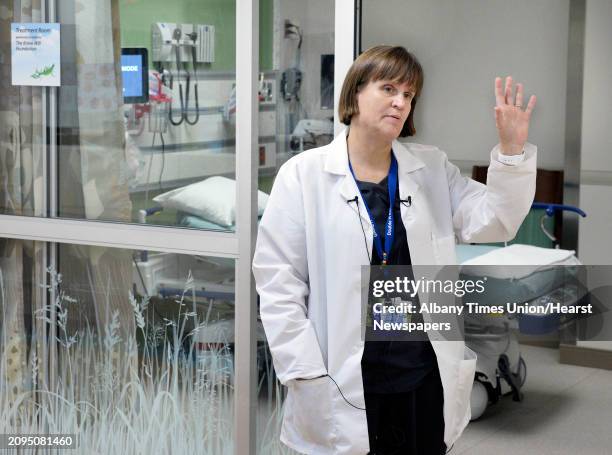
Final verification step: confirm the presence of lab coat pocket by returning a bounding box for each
[288,376,333,449]
[432,234,457,264]
[456,346,477,430]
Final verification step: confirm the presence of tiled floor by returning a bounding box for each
[453,345,612,455]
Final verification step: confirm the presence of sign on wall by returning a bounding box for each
[11,23,60,87]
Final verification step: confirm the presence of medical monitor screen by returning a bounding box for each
[121,48,149,104]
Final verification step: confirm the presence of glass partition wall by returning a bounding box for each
[56,0,242,229]
[2,240,237,452]
[0,0,353,452]
[255,0,336,452]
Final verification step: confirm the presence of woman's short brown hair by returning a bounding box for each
[338,45,424,137]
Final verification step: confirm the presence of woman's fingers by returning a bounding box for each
[494,106,502,129]
[495,77,505,107]
[495,76,534,114]
[504,76,513,104]
[525,95,537,116]
[515,83,523,108]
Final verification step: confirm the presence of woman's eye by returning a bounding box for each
[383,86,395,94]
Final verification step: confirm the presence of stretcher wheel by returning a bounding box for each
[470,380,488,420]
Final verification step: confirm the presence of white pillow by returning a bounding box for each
[153,176,269,227]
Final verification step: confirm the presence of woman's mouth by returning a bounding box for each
[384,115,401,122]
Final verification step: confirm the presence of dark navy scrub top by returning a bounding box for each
[357,175,438,394]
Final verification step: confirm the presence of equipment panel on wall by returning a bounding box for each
[197,24,215,64]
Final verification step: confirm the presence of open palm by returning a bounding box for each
[494,76,536,155]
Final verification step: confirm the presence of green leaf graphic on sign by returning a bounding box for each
[31,64,55,79]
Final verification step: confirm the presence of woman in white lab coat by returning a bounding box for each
[252,45,537,454]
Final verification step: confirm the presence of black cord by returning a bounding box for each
[295,373,365,410]
[158,132,165,190]
[347,196,395,407]
[326,374,366,411]
[295,93,308,123]
[347,197,372,263]
[185,44,200,126]
[168,43,186,126]
[144,132,157,208]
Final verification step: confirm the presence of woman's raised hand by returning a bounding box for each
[494,76,536,155]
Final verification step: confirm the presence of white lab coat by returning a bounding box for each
[252,129,537,454]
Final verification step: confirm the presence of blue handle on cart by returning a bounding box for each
[145,205,164,216]
[531,203,587,218]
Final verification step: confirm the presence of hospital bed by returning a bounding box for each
[137,175,268,230]
[138,205,239,230]
[457,203,589,420]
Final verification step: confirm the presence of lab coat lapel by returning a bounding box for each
[325,128,372,226]
[392,140,436,265]
[339,176,372,225]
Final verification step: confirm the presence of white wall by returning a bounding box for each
[578,185,612,265]
[580,0,612,173]
[576,0,612,352]
[362,0,569,170]
[578,0,612,265]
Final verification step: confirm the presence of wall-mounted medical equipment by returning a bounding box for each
[196,24,215,64]
[151,22,215,64]
[281,18,307,139]
[281,19,303,103]
[289,118,333,153]
[284,20,302,50]
[124,69,172,137]
[151,23,173,62]
[281,67,302,102]
[259,73,276,105]
[169,27,198,126]
[121,48,149,104]
[151,23,208,126]
[147,71,171,133]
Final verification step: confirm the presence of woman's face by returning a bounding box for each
[353,79,415,142]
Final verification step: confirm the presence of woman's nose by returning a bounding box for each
[392,95,407,109]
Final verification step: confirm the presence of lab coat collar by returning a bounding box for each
[328,127,424,226]
[324,127,426,176]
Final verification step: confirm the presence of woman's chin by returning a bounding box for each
[378,126,401,142]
